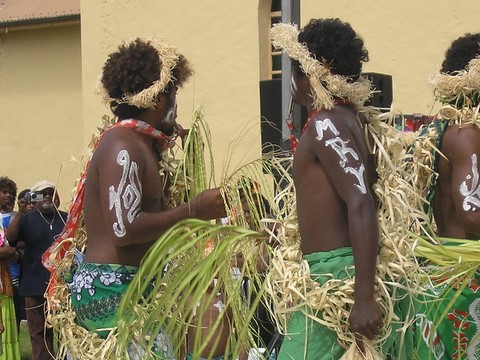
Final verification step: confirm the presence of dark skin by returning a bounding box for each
[291,70,383,350]
[433,123,480,238]
[0,189,22,262]
[83,88,227,267]
[7,187,58,245]
[0,189,14,214]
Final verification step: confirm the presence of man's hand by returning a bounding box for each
[190,188,227,220]
[348,297,383,352]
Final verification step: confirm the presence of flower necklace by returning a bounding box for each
[38,209,55,231]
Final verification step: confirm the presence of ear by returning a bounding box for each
[153,92,169,110]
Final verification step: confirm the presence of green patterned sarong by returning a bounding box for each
[415,268,480,360]
[277,247,414,360]
[70,262,175,359]
[70,262,137,339]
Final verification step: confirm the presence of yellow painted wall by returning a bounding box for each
[302,0,479,114]
[80,0,480,184]
[1,1,478,209]
[80,0,264,183]
[0,25,83,209]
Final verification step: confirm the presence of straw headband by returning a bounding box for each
[96,37,181,109]
[430,56,480,125]
[430,56,480,104]
[269,23,372,110]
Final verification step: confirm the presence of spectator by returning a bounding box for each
[0,176,20,359]
[8,180,67,360]
[7,189,32,333]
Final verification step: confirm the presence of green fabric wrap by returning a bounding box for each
[70,262,138,339]
[277,247,414,360]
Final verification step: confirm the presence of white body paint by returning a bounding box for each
[109,149,142,237]
[460,154,480,212]
[314,118,367,194]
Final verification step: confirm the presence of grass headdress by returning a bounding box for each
[269,23,372,110]
[96,37,182,109]
[430,56,480,126]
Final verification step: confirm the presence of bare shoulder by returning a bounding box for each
[307,106,360,141]
[93,126,146,162]
[442,124,480,159]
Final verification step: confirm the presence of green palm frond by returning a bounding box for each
[115,107,289,359]
[116,219,268,359]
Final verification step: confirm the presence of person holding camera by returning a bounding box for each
[8,180,67,360]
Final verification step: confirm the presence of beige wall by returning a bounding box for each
[80,1,480,182]
[302,0,479,114]
[0,25,83,209]
[1,1,478,209]
[81,0,265,183]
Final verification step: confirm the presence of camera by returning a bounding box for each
[24,191,43,203]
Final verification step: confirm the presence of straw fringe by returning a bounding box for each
[431,57,480,103]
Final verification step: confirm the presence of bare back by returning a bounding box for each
[433,123,480,239]
[83,126,166,266]
[293,104,377,254]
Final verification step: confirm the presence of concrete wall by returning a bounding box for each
[0,25,82,208]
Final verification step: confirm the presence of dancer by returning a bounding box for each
[42,37,227,359]
[267,18,416,360]
[414,33,480,360]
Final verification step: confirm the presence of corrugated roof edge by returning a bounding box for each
[0,14,80,28]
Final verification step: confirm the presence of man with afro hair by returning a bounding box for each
[270,18,384,359]
[45,38,228,358]
[414,33,480,359]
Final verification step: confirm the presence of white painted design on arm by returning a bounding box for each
[315,119,367,195]
[345,164,367,194]
[325,137,359,167]
[460,154,480,211]
[315,118,339,141]
[109,150,143,237]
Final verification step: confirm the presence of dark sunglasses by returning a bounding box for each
[37,188,55,197]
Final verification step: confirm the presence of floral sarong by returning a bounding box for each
[70,262,175,359]
[70,263,138,338]
[415,268,480,360]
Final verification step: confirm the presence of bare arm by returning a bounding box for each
[89,131,226,248]
[307,113,382,344]
[446,125,480,236]
[6,200,30,245]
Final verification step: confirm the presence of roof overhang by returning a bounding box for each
[0,0,80,32]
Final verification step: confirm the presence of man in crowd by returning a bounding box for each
[8,180,67,360]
